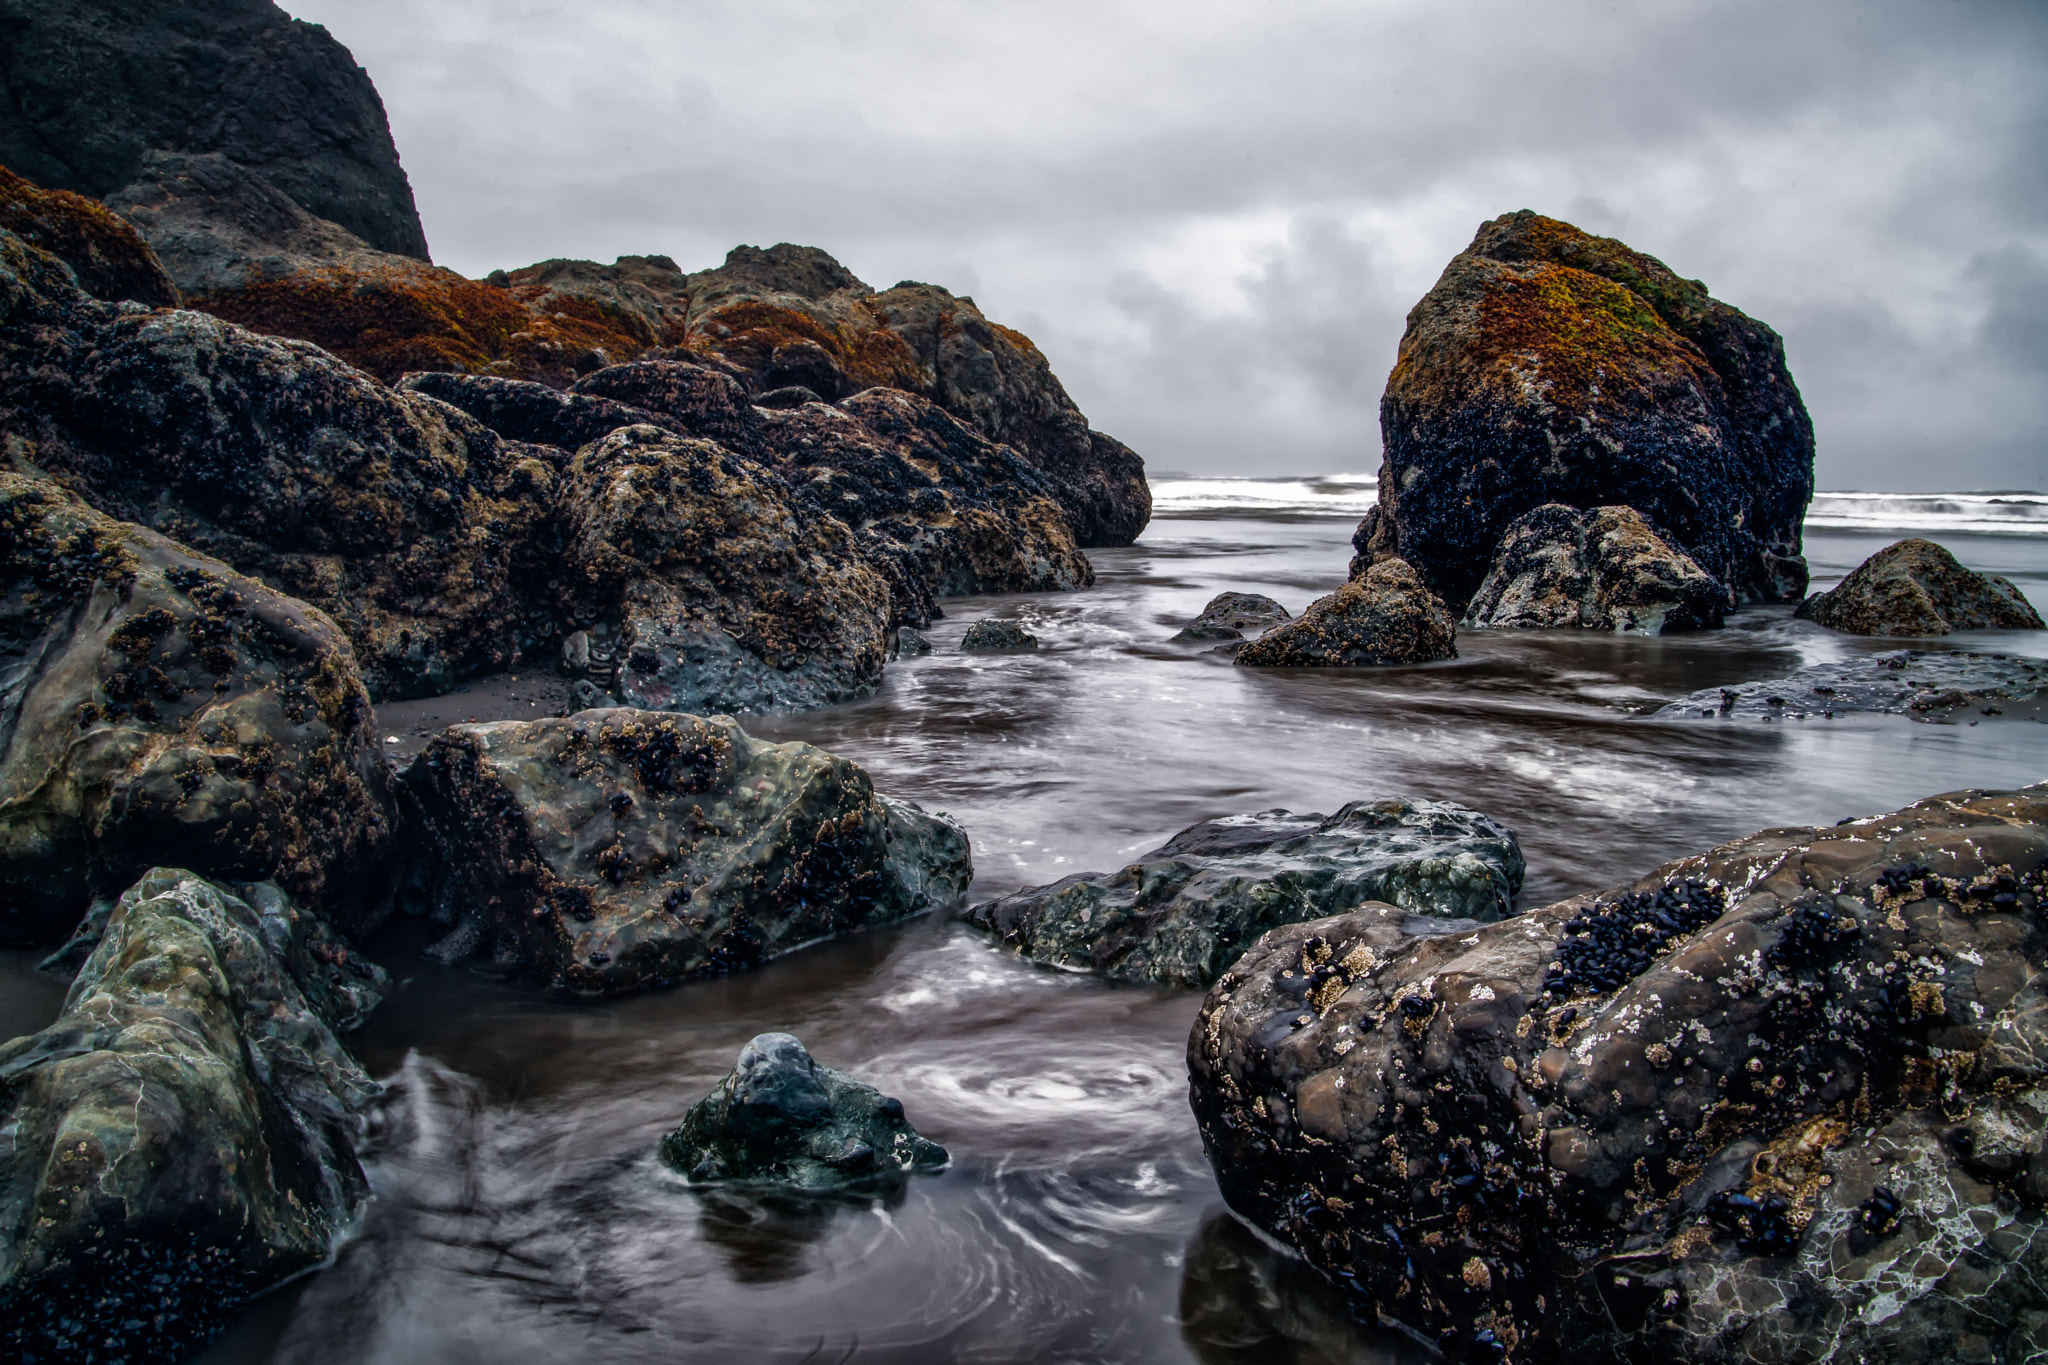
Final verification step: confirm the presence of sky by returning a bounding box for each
[286,0,2048,491]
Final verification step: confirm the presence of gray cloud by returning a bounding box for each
[287,0,2047,489]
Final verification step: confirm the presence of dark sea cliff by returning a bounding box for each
[0,493,2007,1363]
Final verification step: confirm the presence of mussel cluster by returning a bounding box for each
[1873,861,1937,899]
[1542,878,1725,1001]
[1856,1184,1903,1236]
[1703,1188,1799,1256]
[1768,899,1862,969]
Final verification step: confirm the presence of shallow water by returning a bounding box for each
[15,514,2048,1363]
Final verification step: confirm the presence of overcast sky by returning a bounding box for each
[288,0,2046,491]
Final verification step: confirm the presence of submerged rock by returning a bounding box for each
[1796,537,2044,636]
[657,1033,947,1190]
[966,799,1524,988]
[960,619,1041,652]
[1462,503,1727,634]
[400,709,972,993]
[1359,211,1813,611]
[1653,649,2048,722]
[1173,592,1293,642]
[892,627,933,657]
[1188,784,2048,1364]
[1235,559,1456,668]
[0,868,388,1365]
[0,474,398,946]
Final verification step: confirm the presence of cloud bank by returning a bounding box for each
[287,0,2047,490]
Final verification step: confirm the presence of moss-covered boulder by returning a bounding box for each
[1235,558,1457,668]
[0,163,177,307]
[966,799,1524,988]
[0,474,398,946]
[1462,503,1728,634]
[400,709,971,993]
[0,868,388,1365]
[1189,784,2048,1364]
[1359,211,1814,611]
[1797,538,2044,637]
[657,1033,947,1190]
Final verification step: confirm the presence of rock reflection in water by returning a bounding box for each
[1179,1213,1427,1365]
[693,1184,905,1284]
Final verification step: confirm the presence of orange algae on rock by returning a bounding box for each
[0,164,178,307]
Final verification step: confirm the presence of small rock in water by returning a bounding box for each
[1655,649,2048,722]
[893,626,933,657]
[1173,592,1292,641]
[960,619,1039,651]
[1235,558,1456,667]
[658,1033,948,1190]
[1796,537,2044,636]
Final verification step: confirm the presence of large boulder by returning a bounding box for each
[0,163,178,307]
[399,709,972,993]
[0,225,558,700]
[1235,558,1457,668]
[1462,503,1728,634]
[0,474,398,946]
[557,425,894,714]
[1797,537,2044,637]
[0,0,429,263]
[1359,211,1814,611]
[1173,592,1292,642]
[657,1033,948,1190]
[966,799,1524,988]
[0,868,388,1365]
[1655,649,2048,722]
[1188,785,2048,1364]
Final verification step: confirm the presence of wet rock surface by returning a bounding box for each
[1188,784,2048,1364]
[1174,592,1293,642]
[966,799,1524,988]
[1654,649,2048,723]
[0,868,388,1365]
[0,474,398,946]
[0,0,429,263]
[1359,211,1813,611]
[657,1032,947,1190]
[1236,559,1457,668]
[1462,503,1728,634]
[959,619,1042,652]
[1797,537,2045,637]
[400,709,972,993]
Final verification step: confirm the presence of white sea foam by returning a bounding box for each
[1148,475,2048,536]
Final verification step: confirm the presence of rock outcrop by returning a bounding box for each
[0,474,399,946]
[657,1033,948,1190]
[1174,592,1292,642]
[1461,504,1727,634]
[1797,538,2045,637]
[1188,784,2048,1364]
[1359,211,1814,611]
[966,800,1524,988]
[400,709,972,993]
[0,164,178,307]
[0,0,428,262]
[959,619,1041,652]
[0,868,388,1365]
[1655,649,2048,722]
[1236,559,1457,668]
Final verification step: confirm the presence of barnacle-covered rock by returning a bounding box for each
[0,868,388,1365]
[959,619,1042,653]
[1188,784,2048,1363]
[1235,558,1457,668]
[558,426,893,714]
[1462,503,1728,634]
[399,368,681,450]
[1654,648,2048,722]
[1359,211,1813,611]
[1173,592,1293,642]
[657,1032,947,1190]
[399,709,971,993]
[967,799,1523,988]
[0,224,559,700]
[1796,537,2044,637]
[0,474,398,945]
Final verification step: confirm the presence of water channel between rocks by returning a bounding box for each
[44,514,2048,1362]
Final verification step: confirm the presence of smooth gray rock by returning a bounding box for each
[965,798,1525,988]
[658,1033,947,1190]
[893,626,933,657]
[1654,649,2048,722]
[1173,592,1292,642]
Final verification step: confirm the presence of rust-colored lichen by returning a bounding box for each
[1458,262,1715,409]
[0,164,179,307]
